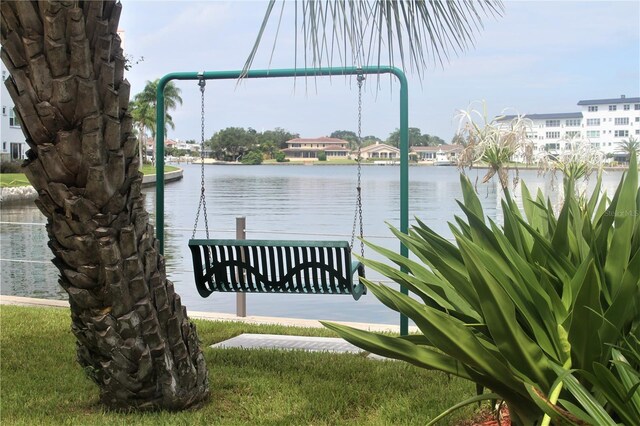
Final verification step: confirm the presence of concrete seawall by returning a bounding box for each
[140,169,183,187]
[0,169,183,203]
[0,185,38,203]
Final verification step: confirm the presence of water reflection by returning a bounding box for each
[0,164,627,324]
[0,202,65,300]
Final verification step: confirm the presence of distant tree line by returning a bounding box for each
[131,108,452,164]
[129,81,451,166]
[330,129,445,149]
[206,127,299,164]
[127,79,452,165]
[385,128,446,147]
[200,127,449,163]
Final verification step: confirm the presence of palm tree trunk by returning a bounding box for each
[1,0,208,410]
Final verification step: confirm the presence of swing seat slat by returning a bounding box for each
[189,239,366,300]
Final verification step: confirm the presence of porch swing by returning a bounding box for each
[188,72,367,300]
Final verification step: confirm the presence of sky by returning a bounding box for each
[119,0,640,143]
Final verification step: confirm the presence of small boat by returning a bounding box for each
[433,151,453,166]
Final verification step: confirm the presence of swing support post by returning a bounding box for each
[236,216,247,317]
[156,66,410,335]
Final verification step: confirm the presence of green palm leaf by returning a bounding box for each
[456,238,554,390]
[611,348,640,417]
[604,152,638,292]
[321,321,473,378]
[565,259,604,371]
[244,1,504,72]
[357,243,480,321]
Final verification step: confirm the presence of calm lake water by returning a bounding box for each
[0,164,626,325]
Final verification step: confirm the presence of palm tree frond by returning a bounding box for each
[243,0,504,74]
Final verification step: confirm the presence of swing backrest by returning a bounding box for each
[189,239,366,300]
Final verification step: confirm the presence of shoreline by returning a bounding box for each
[0,168,184,203]
[173,159,635,171]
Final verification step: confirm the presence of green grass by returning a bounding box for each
[0,305,477,425]
[140,164,179,175]
[0,173,31,188]
[0,166,179,188]
[316,159,359,165]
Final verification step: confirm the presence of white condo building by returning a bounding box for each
[498,95,640,161]
[1,60,27,161]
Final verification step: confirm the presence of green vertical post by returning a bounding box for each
[156,67,410,334]
[396,70,410,337]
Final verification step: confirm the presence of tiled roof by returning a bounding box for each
[282,146,349,152]
[286,137,348,144]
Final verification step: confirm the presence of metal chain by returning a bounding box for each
[351,71,365,257]
[192,74,210,239]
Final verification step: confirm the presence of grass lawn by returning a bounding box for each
[0,305,477,425]
[140,164,179,175]
[0,166,179,188]
[0,173,31,188]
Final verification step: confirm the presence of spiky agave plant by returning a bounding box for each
[323,153,640,425]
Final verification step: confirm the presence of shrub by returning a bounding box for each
[324,154,640,425]
[317,151,327,161]
[0,160,24,173]
[241,151,263,165]
[275,151,288,162]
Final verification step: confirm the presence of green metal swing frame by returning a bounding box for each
[155,66,410,334]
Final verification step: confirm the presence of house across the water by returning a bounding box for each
[281,137,351,160]
[359,142,400,162]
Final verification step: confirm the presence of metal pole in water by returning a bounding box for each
[236,216,247,317]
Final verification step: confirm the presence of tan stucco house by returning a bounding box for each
[281,137,351,160]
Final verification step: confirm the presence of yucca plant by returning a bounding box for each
[324,153,639,425]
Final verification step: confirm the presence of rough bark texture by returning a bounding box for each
[1,1,209,410]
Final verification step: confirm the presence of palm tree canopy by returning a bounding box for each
[130,98,156,136]
[133,80,181,135]
[618,136,640,155]
[244,0,504,75]
[136,79,183,110]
